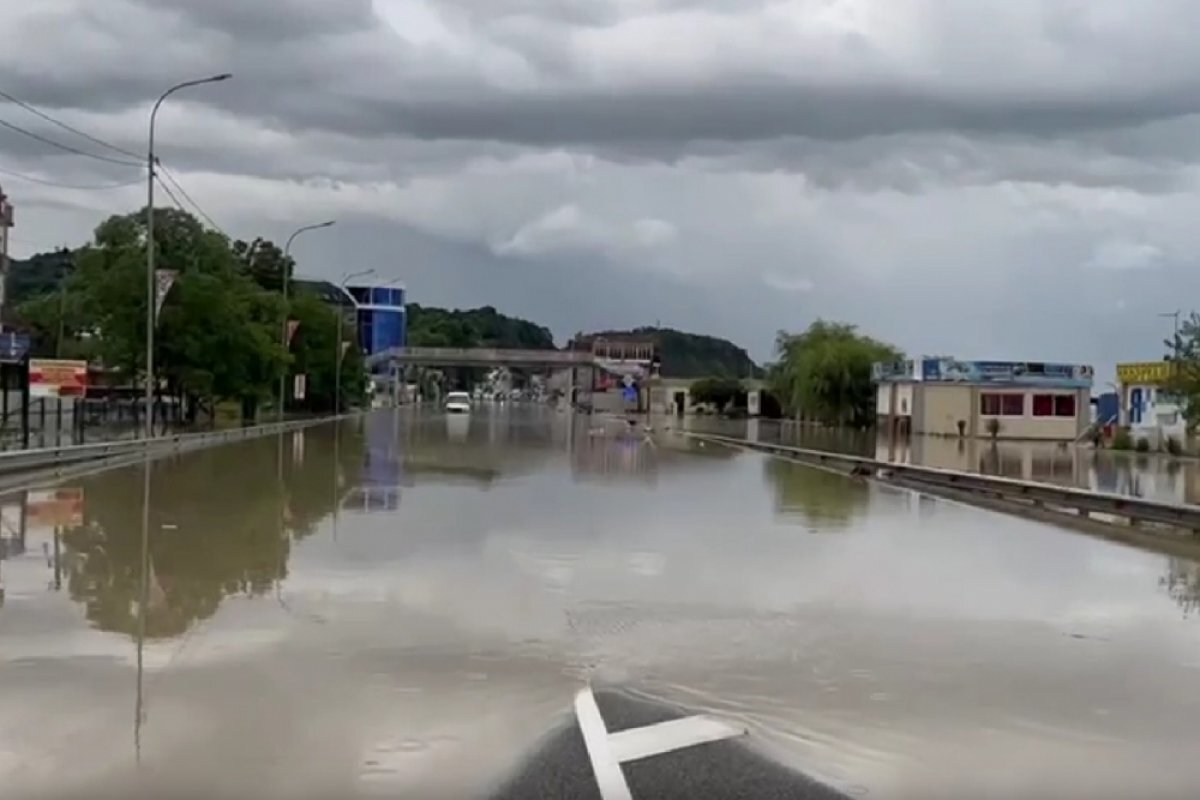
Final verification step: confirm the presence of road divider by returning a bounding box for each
[686,432,1200,541]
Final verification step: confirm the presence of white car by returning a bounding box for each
[444,391,472,414]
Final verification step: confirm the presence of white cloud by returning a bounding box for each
[1085,239,1164,272]
[763,272,816,293]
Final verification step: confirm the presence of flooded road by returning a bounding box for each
[2,408,1200,799]
[686,415,1200,505]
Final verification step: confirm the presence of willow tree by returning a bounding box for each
[770,320,902,427]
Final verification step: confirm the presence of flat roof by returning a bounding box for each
[346,280,406,290]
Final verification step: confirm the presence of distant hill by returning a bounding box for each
[572,327,758,378]
[407,304,555,350]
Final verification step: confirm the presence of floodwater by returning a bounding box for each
[2,408,1200,799]
[684,416,1200,505]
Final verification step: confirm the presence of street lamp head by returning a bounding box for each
[317,220,336,229]
[211,73,233,82]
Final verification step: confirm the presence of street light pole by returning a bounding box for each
[1160,310,1182,359]
[146,73,231,439]
[334,269,375,417]
[278,221,335,422]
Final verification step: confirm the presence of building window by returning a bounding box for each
[1032,394,1054,417]
[1054,394,1076,417]
[981,393,1024,417]
[1030,394,1077,418]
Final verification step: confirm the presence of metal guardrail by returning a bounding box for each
[0,414,351,480]
[689,433,1200,533]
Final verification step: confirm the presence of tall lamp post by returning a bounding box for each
[146,73,231,439]
[334,269,375,417]
[278,221,336,422]
[1160,310,1182,360]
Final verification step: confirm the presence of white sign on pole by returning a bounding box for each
[154,269,178,322]
[293,373,307,401]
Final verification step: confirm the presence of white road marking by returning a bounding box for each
[608,715,746,764]
[575,687,634,800]
[575,686,748,799]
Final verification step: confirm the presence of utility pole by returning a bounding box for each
[0,185,12,330]
[1160,310,1182,359]
[146,74,231,439]
[334,269,374,416]
[278,221,336,422]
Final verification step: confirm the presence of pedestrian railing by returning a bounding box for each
[687,433,1200,534]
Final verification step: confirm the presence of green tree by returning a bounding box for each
[689,376,746,410]
[406,304,555,349]
[233,237,294,293]
[41,207,287,420]
[1164,312,1200,433]
[770,320,901,426]
[285,290,366,412]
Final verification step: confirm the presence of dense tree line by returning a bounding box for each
[9,206,365,421]
[406,303,556,350]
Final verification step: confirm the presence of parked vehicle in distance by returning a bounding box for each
[445,391,472,414]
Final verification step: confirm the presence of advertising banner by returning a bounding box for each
[1116,361,1173,386]
[920,358,1092,387]
[154,269,178,321]
[26,488,84,528]
[29,358,88,398]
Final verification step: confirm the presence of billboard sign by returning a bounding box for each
[26,488,84,528]
[920,359,1092,388]
[29,359,88,398]
[873,360,916,381]
[1116,361,1173,386]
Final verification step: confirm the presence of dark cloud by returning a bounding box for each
[4,0,1200,373]
[135,0,378,40]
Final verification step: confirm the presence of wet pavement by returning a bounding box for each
[685,416,1200,505]
[2,408,1200,799]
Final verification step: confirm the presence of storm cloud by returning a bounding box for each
[3,0,1200,373]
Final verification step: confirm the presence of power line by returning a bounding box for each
[0,164,142,190]
[153,173,188,214]
[156,162,225,235]
[0,116,142,168]
[0,87,142,161]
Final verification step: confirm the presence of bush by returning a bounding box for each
[985,418,1001,439]
[1166,436,1184,456]
[1112,428,1133,451]
[1135,437,1151,453]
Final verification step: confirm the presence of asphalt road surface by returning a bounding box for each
[492,688,851,800]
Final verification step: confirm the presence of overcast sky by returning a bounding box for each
[2,1,1199,376]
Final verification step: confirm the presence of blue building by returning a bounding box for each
[346,282,406,357]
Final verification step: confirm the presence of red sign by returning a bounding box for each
[29,359,88,398]
[27,488,84,528]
